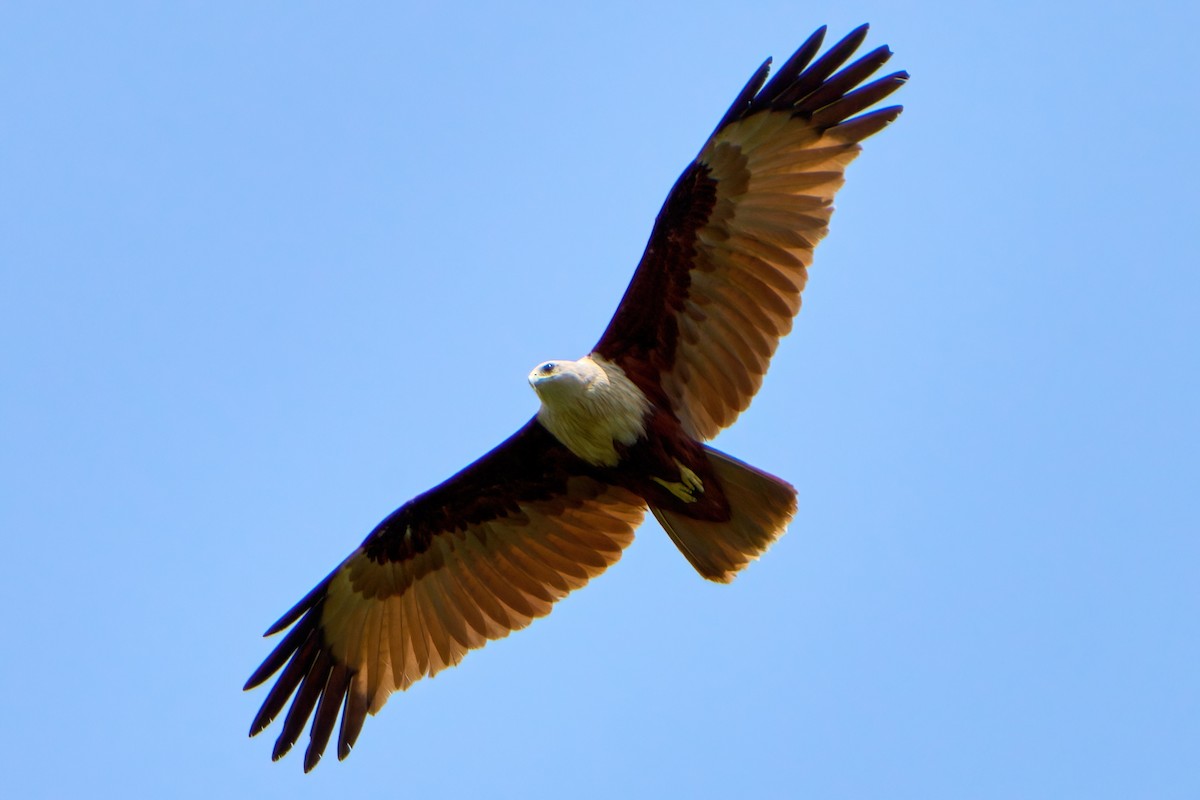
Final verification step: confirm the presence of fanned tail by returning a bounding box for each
[651,447,797,582]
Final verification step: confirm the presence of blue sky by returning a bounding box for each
[2,1,1197,797]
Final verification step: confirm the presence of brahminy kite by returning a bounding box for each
[247,24,906,770]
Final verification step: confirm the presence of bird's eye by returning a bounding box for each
[540,363,555,375]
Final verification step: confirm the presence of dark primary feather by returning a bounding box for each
[755,25,830,105]
[766,24,872,111]
[711,58,772,136]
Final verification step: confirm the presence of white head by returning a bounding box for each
[527,354,650,466]
[528,358,606,406]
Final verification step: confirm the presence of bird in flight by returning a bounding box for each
[246,23,906,771]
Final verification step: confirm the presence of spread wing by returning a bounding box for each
[593,25,907,440]
[245,420,646,770]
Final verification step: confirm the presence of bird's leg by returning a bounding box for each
[652,459,705,503]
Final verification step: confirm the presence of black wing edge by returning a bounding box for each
[244,568,364,772]
[711,23,908,143]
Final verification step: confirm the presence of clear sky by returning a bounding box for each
[2,2,1197,797]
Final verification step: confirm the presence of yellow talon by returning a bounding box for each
[678,464,704,495]
[652,460,705,502]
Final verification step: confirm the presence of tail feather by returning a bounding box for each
[651,447,797,583]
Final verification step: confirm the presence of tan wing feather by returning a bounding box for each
[663,109,885,440]
[332,481,643,715]
[251,478,645,768]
